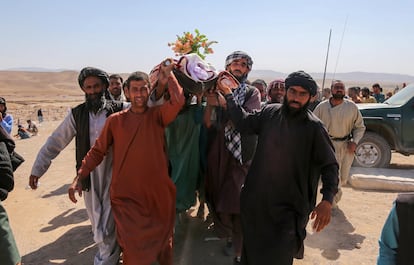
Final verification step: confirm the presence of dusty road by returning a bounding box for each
[4,119,413,265]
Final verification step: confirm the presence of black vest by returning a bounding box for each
[396,193,414,265]
[72,100,123,191]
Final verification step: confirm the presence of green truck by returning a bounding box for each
[354,84,414,168]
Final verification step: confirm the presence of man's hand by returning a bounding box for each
[205,91,226,108]
[310,200,332,232]
[216,73,238,95]
[29,175,40,189]
[347,141,357,154]
[157,59,175,90]
[68,176,83,203]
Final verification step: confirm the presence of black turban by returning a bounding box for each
[285,70,317,96]
[78,67,109,89]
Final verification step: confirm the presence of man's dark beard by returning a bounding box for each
[85,92,105,113]
[332,93,345,99]
[235,73,248,83]
[228,70,248,83]
[282,95,309,116]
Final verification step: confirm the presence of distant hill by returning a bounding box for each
[248,70,286,80]
[250,70,414,85]
[3,67,414,83]
[310,71,414,83]
[3,67,73,72]
[2,68,413,92]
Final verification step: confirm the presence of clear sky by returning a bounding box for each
[1,0,413,76]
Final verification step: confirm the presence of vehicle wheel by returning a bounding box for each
[353,132,391,168]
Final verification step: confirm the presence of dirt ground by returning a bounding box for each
[3,115,412,265]
[1,71,413,265]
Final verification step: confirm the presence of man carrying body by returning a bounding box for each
[313,80,365,207]
[29,67,125,265]
[204,51,261,264]
[69,61,185,265]
[217,70,339,264]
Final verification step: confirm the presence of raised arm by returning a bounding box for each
[216,73,261,134]
[159,64,185,127]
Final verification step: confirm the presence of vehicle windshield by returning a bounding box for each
[384,83,414,105]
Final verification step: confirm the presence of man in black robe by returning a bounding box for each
[217,70,339,265]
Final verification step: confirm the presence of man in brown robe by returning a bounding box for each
[69,60,185,265]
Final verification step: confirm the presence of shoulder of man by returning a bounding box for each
[72,102,87,112]
[243,84,261,110]
[262,102,282,112]
[245,84,259,99]
[344,98,357,105]
[0,141,14,201]
[313,99,329,113]
[259,103,283,119]
[71,102,87,119]
[105,100,124,114]
[344,98,362,111]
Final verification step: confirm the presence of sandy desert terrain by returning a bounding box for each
[1,71,413,265]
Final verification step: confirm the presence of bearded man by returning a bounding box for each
[218,70,339,265]
[313,80,365,207]
[204,51,261,264]
[29,67,127,265]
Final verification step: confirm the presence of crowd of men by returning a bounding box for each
[0,52,411,265]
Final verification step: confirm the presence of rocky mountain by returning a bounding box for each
[249,70,414,84]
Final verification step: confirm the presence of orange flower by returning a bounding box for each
[168,29,217,60]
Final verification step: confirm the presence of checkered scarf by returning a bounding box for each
[224,82,246,164]
[225,51,253,70]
